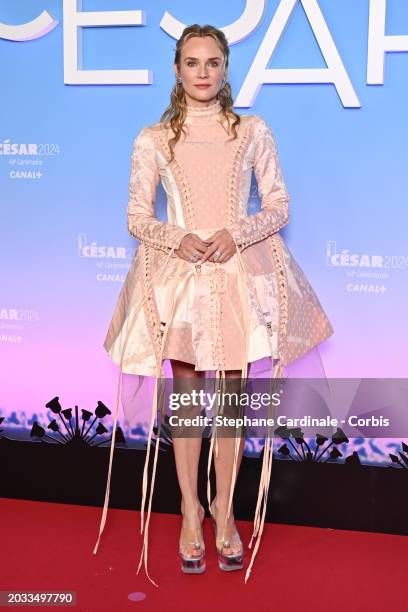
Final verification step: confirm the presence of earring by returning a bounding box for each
[176,75,182,84]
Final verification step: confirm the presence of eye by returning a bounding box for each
[186,60,220,67]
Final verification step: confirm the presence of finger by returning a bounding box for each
[188,244,208,262]
[199,249,212,263]
[200,242,221,263]
[213,245,235,263]
[198,240,214,250]
[215,246,228,260]
[178,242,198,261]
[191,237,212,253]
[207,243,227,261]
[190,243,209,260]
[199,233,218,245]
[181,241,204,261]
[190,246,207,257]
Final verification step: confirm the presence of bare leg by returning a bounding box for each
[170,359,205,557]
[211,368,247,555]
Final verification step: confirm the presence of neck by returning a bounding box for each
[185,98,222,119]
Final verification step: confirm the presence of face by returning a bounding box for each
[174,35,226,107]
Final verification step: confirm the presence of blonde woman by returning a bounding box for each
[93,24,333,586]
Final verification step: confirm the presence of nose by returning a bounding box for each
[198,64,209,78]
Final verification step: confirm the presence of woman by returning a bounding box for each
[92,24,334,586]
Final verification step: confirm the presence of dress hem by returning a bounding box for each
[104,345,279,377]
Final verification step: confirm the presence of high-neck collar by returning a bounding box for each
[185,99,222,121]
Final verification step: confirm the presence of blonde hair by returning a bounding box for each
[160,24,241,163]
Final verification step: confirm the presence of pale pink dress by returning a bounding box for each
[93,99,334,585]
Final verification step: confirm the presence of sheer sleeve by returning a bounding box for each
[225,116,290,252]
[127,127,189,252]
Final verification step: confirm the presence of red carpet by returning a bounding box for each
[0,498,405,611]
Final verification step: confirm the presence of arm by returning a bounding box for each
[225,116,290,252]
[127,127,189,252]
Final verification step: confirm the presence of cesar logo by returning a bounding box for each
[1,0,407,107]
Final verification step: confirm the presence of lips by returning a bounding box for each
[194,84,211,89]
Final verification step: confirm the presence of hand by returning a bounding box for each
[174,233,212,262]
[199,229,237,264]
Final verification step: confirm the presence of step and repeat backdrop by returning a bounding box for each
[1,1,407,464]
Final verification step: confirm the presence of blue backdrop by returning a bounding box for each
[1,0,407,464]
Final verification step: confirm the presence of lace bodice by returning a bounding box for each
[126,99,291,254]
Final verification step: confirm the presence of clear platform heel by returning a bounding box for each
[209,501,244,571]
[178,505,206,574]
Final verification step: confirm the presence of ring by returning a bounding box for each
[190,251,200,261]
[213,250,221,261]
